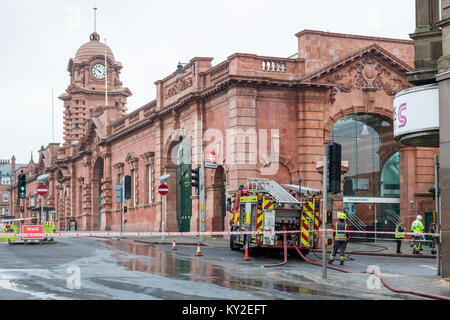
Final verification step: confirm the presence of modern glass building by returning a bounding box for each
[331,115,400,238]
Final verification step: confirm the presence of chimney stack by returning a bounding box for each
[11,155,16,173]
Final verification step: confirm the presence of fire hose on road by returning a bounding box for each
[291,243,450,301]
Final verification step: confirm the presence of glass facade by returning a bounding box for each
[331,115,400,238]
[330,114,399,198]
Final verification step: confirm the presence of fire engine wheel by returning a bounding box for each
[230,227,241,251]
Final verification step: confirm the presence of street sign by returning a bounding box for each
[115,184,123,203]
[205,152,218,169]
[22,225,44,240]
[36,184,48,197]
[159,184,169,196]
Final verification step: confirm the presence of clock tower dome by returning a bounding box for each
[59,31,132,146]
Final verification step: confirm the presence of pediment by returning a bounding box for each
[303,44,413,97]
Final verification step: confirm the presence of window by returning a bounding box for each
[147,164,152,203]
[131,169,136,207]
[2,193,8,202]
[1,176,10,185]
[30,197,35,207]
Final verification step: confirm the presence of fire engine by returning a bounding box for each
[228,178,321,256]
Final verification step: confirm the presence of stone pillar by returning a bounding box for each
[101,152,113,231]
[437,0,450,278]
[82,155,92,230]
[399,146,418,227]
[297,89,328,191]
[226,87,259,193]
[408,0,442,84]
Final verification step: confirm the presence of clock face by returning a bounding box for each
[91,63,106,80]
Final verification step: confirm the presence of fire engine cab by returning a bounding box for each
[228,178,321,256]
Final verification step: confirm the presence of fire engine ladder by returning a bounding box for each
[247,178,301,205]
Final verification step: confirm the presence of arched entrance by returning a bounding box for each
[331,114,400,240]
[175,139,192,232]
[92,157,104,230]
[212,166,227,231]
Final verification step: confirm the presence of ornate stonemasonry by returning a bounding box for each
[9,29,437,237]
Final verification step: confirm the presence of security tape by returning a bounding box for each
[0,217,38,223]
[0,229,440,238]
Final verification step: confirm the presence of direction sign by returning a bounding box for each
[158,184,169,196]
[36,184,48,197]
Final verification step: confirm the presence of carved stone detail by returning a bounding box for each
[165,77,193,99]
[325,56,409,96]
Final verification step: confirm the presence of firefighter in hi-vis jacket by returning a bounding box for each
[329,212,349,266]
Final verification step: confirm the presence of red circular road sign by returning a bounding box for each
[36,184,48,196]
[158,184,169,196]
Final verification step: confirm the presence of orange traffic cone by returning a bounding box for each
[244,246,250,260]
[196,243,203,256]
[172,240,177,250]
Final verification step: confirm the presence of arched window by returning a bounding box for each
[331,114,398,198]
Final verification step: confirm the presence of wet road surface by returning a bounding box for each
[0,237,439,300]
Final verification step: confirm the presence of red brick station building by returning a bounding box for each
[9,29,438,233]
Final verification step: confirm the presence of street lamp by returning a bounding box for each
[175,62,187,79]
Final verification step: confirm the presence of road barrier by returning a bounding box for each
[0,229,440,239]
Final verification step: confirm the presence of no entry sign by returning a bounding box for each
[36,184,48,197]
[159,184,169,196]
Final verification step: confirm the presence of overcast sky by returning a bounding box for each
[0,0,415,164]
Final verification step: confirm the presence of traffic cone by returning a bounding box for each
[244,246,250,260]
[196,243,203,256]
[172,240,177,250]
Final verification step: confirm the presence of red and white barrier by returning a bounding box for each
[0,229,440,238]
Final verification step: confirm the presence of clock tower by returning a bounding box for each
[59,31,132,146]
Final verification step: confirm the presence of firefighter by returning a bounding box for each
[429,222,437,254]
[394,222,405,254]
[411,215,425,254]
[329,212,349,266]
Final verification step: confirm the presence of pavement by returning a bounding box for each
[119,235,437,259]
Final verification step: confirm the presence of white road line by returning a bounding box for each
[421,265,437,270]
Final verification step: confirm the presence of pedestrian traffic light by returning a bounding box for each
[191,167,200,195]
[18,173,26,199]
[328,143,342,194]
[20,205,24,213]
[124,175,131,200]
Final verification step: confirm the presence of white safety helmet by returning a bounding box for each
[416,215,422,220]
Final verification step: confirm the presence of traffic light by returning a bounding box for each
[428,187,440,198]
[18,173,26,199]
[124,175,131,200]
[124,206,128,213]
[191,167,200,195]
[20,205,24,213]
[328,142,342,194]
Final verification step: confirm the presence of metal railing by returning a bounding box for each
[345,209,367,232]
[384,209,399,226]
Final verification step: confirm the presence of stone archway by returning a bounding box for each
[164,135,193,232]
[92,157,104,230]
[207,166,227,232]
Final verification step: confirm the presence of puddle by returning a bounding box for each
[99,239,354,299]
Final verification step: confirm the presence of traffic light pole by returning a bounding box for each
[199,151,206,243]
[322,145,329,280]
[121,177,125,234]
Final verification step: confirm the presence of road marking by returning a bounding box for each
[421,265,436,270]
